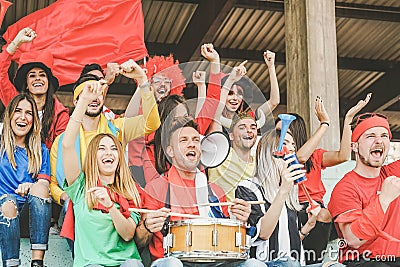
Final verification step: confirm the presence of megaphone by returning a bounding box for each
[274,114,296,158]
[200,131,230,168]
[274,114,320,213]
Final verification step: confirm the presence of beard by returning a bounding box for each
[358,152,385,168]
[85,104,104,117]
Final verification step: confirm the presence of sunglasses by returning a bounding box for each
[352,113,388,127]
[151,77,172,86]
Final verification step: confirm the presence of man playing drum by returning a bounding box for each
[135,117,264,267]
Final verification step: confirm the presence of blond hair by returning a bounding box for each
[83,133,141,210]
[1,94,42,177]
[254,129,301,211]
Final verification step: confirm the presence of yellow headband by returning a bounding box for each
[73,80,107,100]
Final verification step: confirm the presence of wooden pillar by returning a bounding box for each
[285,0,340,150]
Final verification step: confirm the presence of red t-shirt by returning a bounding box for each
[144,168,228,260]
[328,160,400,260]
[298,149,327,203]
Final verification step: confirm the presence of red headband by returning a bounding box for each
[351,115,392,142]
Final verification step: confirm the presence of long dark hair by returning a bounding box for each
[150,94,189,174]
[21,75,57,144]
[276,113,314,173]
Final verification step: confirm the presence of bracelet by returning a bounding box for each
[320,122,330,127]
[70,116,83,123]
[143,218,153,234]
[104,202,114,210]
[299,229,309,237]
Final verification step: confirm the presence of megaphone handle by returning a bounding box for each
[299,183,319,210]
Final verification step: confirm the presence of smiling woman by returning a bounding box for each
[61,80,144,267]
[0,27,69,149]
[0,93,51,267]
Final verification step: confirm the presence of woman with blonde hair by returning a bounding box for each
[0,93,51,267]
[236,129,344,267]
[62,80,143,267]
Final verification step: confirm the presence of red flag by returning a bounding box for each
[2,0,147,86]
[0,0,12,27]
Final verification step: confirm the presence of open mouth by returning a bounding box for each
[370,148,383,159]
[157,86,167,94]
[16,122,28,128]
[102,158,114,164]
[186,150,197,160]
[88,102,99,108]
[32,82,44,88]
[243,135,254,140]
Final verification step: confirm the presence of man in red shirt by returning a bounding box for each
[328,113,400,266]
[135,118,264,267]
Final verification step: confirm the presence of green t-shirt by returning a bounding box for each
[64,172,141,267]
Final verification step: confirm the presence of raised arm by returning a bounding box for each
[322,93,371,167]
[201,43,220,74]
[120,59,160,142]
[195,43,223,134]
[193,70,206,117]
[296,97,330,163]
[123,60,149,118]
[62,81,107,185]
[0,28,36,105]
[208,61,247,133]
[257,50,280,116]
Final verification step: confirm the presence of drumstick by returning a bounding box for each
[194,200,266,207]
[128,208,206,219]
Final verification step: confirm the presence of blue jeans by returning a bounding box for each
[265,256,302,267]
[151,257,265,267]
[0,194,51,267]
[86,259,144,266]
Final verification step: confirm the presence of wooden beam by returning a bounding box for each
[174,0,236,62]
[235,0,400,22]
[335,2,400,23]
[147,44,395,72]
[341,64,400,116]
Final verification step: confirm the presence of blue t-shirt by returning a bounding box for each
[0,143,50,204]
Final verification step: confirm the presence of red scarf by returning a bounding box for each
[60,179,140,241]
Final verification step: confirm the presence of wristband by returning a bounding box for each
[104,202,114,210]
[299,229,309,237]
[320,122,330,127]
[143,218,153,234]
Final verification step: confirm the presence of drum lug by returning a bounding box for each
[186,231,192,247]
[212,230,218,246]
[245,234,251,249]
[235,232,242,247]
[163,233,173,251]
